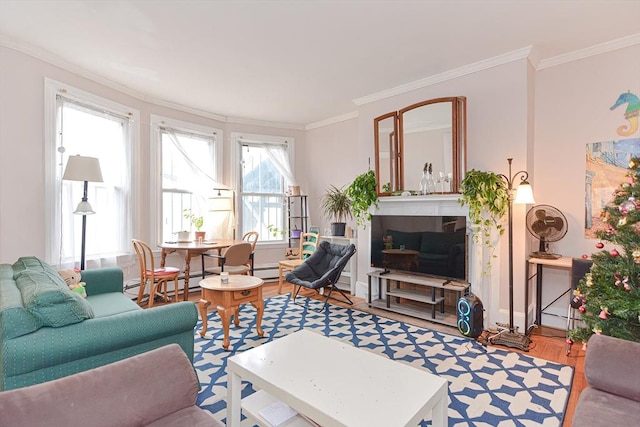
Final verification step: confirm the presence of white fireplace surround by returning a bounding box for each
[365,194,502,328]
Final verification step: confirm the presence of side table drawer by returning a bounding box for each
[232,288,258,303]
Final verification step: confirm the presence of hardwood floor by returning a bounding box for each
[182,280,584,426]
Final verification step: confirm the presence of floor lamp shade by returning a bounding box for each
[63,155,104,183]
[63,155,104,270]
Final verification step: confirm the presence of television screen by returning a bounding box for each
[370,215,467,280]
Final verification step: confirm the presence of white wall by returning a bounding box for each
[533,45,640,327]
[2,41,639,328]
[0,45,306,279]
[302,44,639,330]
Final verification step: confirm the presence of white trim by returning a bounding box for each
[353,47,532,106]
[44,78,141,264]
[150,114,223,245]
[232,132,295,241]
[305,111,359,130]
[226,115,305,130]
[537,33,640,70]
[1,36,297,129]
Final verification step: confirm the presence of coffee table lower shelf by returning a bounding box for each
[242,390,315,427]
[370,298,459,327]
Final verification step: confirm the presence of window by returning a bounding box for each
[151,116,222,243]
[235,133,295,243]
[45,80,138,268]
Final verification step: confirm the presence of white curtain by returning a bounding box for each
[55,96,132,270]
[263,143,297,187]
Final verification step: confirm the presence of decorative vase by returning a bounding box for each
[420,171,428,195]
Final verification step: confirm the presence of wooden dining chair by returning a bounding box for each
[242,231,259,274]
[202,242,253,276]
[278,232,319,293]
[132,239,180,307]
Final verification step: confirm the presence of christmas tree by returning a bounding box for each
[569,156,640,345]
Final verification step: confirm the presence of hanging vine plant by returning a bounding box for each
[345,170,379,228]
[458,169,509,273]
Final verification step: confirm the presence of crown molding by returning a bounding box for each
[537,33,640,70]
[352,47,533,106]
[226,115,305,130]
[0,35,304,129]
[305,110,359,131]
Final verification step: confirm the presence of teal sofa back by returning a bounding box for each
[0,257,198,390]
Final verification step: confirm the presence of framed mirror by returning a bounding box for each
[374,96,466,195]
[374,112,398,195]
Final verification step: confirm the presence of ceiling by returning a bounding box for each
[1,1,639,128]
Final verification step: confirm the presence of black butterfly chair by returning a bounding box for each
[286,240,356,312]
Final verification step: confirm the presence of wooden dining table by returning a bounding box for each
[158,239,244,301]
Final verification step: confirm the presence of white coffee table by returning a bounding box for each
[226,329,448,427]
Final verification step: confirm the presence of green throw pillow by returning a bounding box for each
[14,267,94,327]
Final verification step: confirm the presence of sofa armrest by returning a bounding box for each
[585,334,640,402]
[0,344,200,427]
[4,302,198,378]
[82,267,124,295]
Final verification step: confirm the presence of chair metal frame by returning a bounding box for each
[288,241,355,312]
[278,232,319,293]
[202,242,253,277]
[242,231,259,273]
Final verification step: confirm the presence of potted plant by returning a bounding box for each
[458,169,509,273]
[345,170,379,228]
[321,185,352,236]
[183,208,205,241]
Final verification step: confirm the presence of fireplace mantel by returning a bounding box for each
[367,194,499,327]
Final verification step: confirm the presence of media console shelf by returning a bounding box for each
[367,270,469,327]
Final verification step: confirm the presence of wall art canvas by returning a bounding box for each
[585,91,640,237]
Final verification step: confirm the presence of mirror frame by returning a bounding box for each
[374,96,466,196]
[373,111,398,195]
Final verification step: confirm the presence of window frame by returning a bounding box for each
[44,78,140,266]
[233,132,295,246]
[150,115,223,246]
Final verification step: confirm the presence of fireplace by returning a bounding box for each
[367,194,499,326]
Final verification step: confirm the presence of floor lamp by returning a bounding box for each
[490,158,535,351]
[63,155,104,270]
[208,182,235,236]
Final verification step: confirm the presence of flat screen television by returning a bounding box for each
[370,215,468,281]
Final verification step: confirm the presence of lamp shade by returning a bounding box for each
[208,196,233,212]
[63,155,104,182]
[514,181,535,204]
[73,201,95,215]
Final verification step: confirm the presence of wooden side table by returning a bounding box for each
[199,275,265,350]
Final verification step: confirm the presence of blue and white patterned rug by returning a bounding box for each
[194,295,573,426]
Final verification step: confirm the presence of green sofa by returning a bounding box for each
[0,257,199,391]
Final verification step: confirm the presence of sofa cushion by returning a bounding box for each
[86,293,141,318]
[572,387,640,427]
[15,270,94,327]
[0,273,41,339]
[12,256,60,278]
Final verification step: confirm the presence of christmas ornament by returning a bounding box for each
[582,254,589,259]
[596,242,604,249]
[579,305,586,313]
[619,196,636,214]
[633,249,640,264]
[598,309,609,319]
[610,249,620,257]
[566,338,573,346]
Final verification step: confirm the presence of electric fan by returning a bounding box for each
[526,205,568,259]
